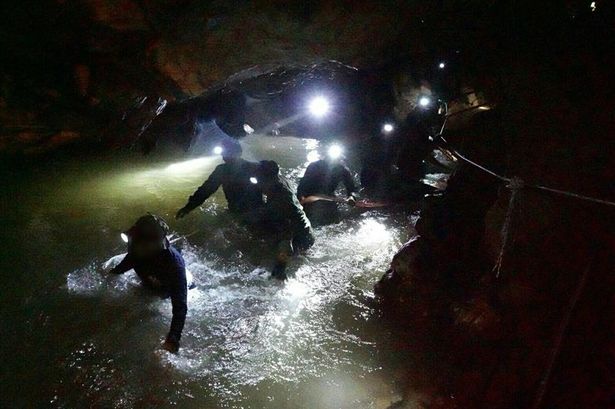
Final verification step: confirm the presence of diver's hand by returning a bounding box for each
[162,338,179,353]
[175,207,190,219]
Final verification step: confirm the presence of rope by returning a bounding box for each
[449,149,615,206]
[451,150,509,181]
[492,177,524,277]
[441,145,614,276]
[532,184,615,207]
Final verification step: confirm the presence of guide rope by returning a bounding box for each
[440,143,614,276]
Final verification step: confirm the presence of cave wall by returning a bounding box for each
[1,0,443,154]
[376,3,615,408]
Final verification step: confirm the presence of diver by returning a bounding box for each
[297,144,358,226]
[176,138,263,219]
[393,99,445,182]
[380,100,445,201]
[109,214,188,353]
[256,160,315,280]
[394,115,433,182]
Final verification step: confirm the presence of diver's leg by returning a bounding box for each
[292,230,315,254]
[272,239,292,280]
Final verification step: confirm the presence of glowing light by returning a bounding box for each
[212,146,223,155]
[419,96,431,108]
[356,219,392,245]
[166,157,210,173]
[249,177,258,184]
[382,123,394,133]
[439,62,446,69]
[306,150,320,163]
[120,233,129,243]
[308,96,330,118]
[243,124,255,134]
[590,1,596,11]
[327,144,343,160]
[284,279,309,299]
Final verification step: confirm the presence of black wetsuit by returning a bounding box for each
[297,159,357,198]
[184,159,263,214]
[297,159,357,225]
[111,245,187,345]
[266,176,315,252]
[393,110,442,182]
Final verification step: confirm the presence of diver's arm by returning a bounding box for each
[109,252,135,275]
[340,165,358,198]
[177,166,223,217]
[164,265,188,352]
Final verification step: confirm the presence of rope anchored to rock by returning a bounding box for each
[440,146,615,277]
[493,176,524,277]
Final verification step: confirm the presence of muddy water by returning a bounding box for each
[0,136,413,408]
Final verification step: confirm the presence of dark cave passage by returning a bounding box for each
[1,2,614,409]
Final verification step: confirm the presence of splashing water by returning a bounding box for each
[1,136,411,408]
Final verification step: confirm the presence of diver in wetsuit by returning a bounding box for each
[176,138,263,219]
[394,114,433,182]
[256,160,315,280]
[382,103,445,200]
[393,100,446,183]
[109,214,187,353]
[297,145,358,226]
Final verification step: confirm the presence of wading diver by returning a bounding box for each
[256,160,315,280]
[297,144,358,226]
[176,138,263,220]
[109,214,188,353]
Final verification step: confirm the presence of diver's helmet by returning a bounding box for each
[122,214,170,258]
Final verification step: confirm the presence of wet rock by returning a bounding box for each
[85,0,149,31]
[452,298,502,337]
[377,35,615,404]
[389,236,422,281]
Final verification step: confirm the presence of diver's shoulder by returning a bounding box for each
[240,159,260,169]
[165,245,186,264]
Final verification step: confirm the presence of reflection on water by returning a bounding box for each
[1,136,410,408]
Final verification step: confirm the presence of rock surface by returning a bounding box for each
[376,5,615,405]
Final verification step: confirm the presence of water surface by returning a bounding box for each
[0,136,412,408]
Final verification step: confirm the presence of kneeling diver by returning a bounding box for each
[256,160,315,280]
[297,144,358,226]
[109,214,187,353]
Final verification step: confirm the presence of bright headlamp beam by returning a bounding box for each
[243,124,255,134]
[439,62,446,69]
[382,123,394,133]
[250,177,258,184]
[121,233,129,243]
[419,96,431,108]
[213,146,223,155]
[166,157,210,173]
[308,96,330,118]
[328,144,343,159]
